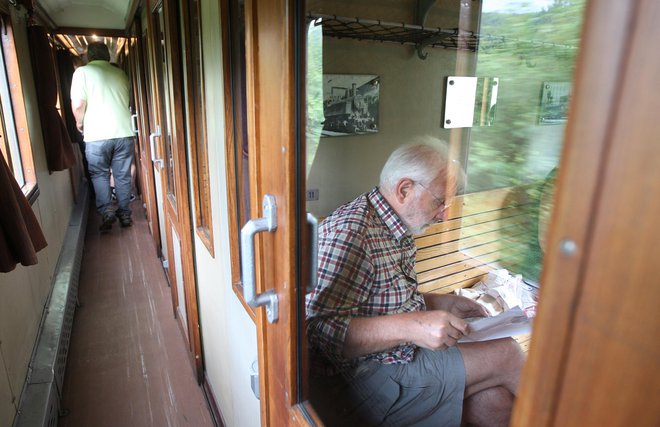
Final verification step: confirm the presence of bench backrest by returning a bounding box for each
[415,186,540,295]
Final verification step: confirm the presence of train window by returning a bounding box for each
[304,0,585,287]
[457,1,585,283]
[183,0,214,256]
[0,14,37,200]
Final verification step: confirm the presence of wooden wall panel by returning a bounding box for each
[552,0,660,424]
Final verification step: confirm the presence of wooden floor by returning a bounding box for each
[59,200,215,427]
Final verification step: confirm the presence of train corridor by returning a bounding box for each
[57,200,215,427]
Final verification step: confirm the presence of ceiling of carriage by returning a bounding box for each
[34,0,136,60]
[36,0,135,31]
[54,34,129,62]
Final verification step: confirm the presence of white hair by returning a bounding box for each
[379,138,450,193]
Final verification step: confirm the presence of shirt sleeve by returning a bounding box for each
[306,226,374,365]
[70,68,86,101]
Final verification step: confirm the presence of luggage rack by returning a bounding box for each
[308,13,496,58]
[308,13,577,60]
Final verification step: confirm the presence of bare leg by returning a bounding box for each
[463,386,514,427]
[457,338,525,425]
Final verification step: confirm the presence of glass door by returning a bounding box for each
[302,0,587,425]
[246,1,648,426]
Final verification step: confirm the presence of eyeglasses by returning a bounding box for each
[415,181,450,211]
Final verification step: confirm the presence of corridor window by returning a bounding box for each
[0,14,37,200]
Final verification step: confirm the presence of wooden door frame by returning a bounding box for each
[143,0,204,382]
[513,0,660,425]
[128,12,162,257]
[244,0,317,424]
[161,0,204,382]
[147,0,178,315]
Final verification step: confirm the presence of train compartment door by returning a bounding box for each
[144,0,203,381]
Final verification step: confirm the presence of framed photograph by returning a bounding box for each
[539,82,571,125]
[322,74,380,137]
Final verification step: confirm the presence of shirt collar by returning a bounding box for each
[368,187,409,242]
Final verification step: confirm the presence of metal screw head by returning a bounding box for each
[559,239,577,256]
[446,119,452,125]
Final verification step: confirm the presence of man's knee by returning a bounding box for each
[459,338,525,395]
[499,338,525,373]
[490,338,525,392]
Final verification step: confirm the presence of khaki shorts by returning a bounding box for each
[310,347,466,427]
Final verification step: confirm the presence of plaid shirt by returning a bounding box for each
[306,187,425,376]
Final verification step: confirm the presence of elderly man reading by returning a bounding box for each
[306,140,525,427]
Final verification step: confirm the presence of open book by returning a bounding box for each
[459,306,532,342]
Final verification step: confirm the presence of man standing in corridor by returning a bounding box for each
[71,42,135,231]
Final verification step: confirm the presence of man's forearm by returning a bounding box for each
[343,313,419,359]
[71,99,86,132]
[343,309,468,359]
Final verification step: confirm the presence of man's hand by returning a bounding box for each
[411,310,469,351]
[424,293,488,318]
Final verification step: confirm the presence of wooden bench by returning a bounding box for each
[414,186,542,352]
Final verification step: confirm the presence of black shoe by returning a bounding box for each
[99,212,116,232]
[118,214,133,227]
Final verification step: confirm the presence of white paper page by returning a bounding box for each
[459,306,532,342]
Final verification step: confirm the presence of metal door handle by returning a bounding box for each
[307,213,318,293]
[149,126,163,167]
[240,195,278,323]
[131,114,139,134]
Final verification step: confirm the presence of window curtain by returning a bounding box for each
[27,25,75,172]
[56,49,82,144]
[0,153,47,272]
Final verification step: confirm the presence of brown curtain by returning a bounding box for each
[27,25,75,172]
[0,154,47,273]
[56,49,83,144]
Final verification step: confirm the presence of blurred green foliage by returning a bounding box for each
[467,0,586,282]
[468,0,585,192]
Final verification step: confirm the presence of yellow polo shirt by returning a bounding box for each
[70,60,134,142]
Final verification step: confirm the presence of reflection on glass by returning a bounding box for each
[474,76,499,126]
[226,0,250,240]
[464,0,585,283]
[155,6,177,204]
[306,18,323,178]
[303,0,586,423]
[443,76,499,128]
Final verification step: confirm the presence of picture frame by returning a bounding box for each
[321,74,380,137]
[539,81,571,125]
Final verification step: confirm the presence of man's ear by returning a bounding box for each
[394,178,415,204]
